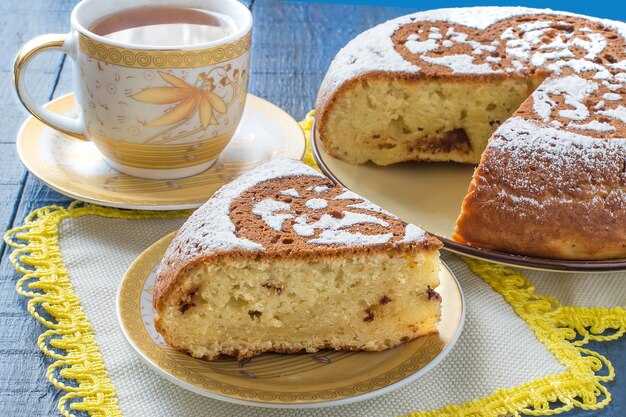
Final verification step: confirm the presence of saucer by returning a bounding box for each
[17,93,305,210]
[117,231,465,408]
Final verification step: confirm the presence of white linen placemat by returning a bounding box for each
[59,215,569,416]
[526,270,625,308]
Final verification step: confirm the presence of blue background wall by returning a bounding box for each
[288,1,626,21]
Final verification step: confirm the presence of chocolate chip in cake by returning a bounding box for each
[364,308,375,322]
[248,310,263,320]
[179,288,198,313]
[380,295,392,305]
[426,286,442,302]
[180,302,195,313]
[261,282,283,295]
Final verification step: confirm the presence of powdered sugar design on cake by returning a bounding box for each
[599,105,626,123]
[280,188,300,198]
[251,186,410,246]
[317,6,626,139]
[313,185,330,193]
[159,159,430,271]
[293,211,390,241]
[334,190,399,218]
[532,75,598,122]
[304,198,329,210]
[309,230,394,246]
[317,6,558,108]
[403,224,427,243]
[159,159,325,268]
[252,199,294,232]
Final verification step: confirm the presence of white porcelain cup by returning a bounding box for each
[14,0,253,179]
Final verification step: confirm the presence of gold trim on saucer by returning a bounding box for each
[16,93,306,210]
[78,32,252,69]
[117,232,464,406]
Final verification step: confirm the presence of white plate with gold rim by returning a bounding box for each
[310,124,626,272]
[117,231,465,408]
[16,93,305,210]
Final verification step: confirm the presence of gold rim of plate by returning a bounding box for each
[16,93,305,211]
[116,232,465,408]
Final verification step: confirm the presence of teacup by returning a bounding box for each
[14,0,253,180]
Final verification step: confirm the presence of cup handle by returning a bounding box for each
[13,33,87,141]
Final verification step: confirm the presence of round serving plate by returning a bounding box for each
[16,93,305,210]
[117,232,465,408]
[311,123,626,272]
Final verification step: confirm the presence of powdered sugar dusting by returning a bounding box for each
[316,7,549,110]
[405,37,439,54]
[568,120,616,132]
[598,105,626,123]
[532,75,598,122]
[609,60,626,71]
[403,224,427,243]
[293,211,390,239]
[309,230,394,246]
[491,117,626,197]
[305,198,329,210]
[316,6,626,140]
[603,93,622,101]
[421,54,502,74]
[313,185,330,193]
[334,190,362,201]
[334,189,399,218]
[159,158,324,268]
[252,199,293,232]
[347,200,399,218]
[159,159,432,272]
[280,188,300,198]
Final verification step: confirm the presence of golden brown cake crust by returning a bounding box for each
[315,7,626,259]
[454,119,626,260]
[154,159,441,309]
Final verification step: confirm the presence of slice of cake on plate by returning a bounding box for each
[153,158,442,360]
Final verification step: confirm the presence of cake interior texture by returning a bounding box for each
[155,250,441,360]
[320,75,544,166]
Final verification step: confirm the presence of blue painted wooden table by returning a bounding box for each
[0,0,623,415]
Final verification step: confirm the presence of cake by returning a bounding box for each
[153,158,443,360]
[315,7,626,260]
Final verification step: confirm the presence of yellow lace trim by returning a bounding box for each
[4,115,626,417]
[299,110,320,170]
[407,258,625,417]
[4,202,189,417]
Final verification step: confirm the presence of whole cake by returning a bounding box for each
[154,158,442,360]
[315,7,626,260]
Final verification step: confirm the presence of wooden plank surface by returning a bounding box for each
[0,0,624,416]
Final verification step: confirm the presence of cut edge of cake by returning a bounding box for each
[153,158,443,360]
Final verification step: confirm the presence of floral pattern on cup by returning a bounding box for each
[79,52,249,148]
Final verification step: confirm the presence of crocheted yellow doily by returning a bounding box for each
[4,113,626,417]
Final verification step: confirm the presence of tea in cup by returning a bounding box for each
[14,0,253,180]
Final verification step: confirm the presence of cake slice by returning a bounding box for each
[153,158,443,360]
